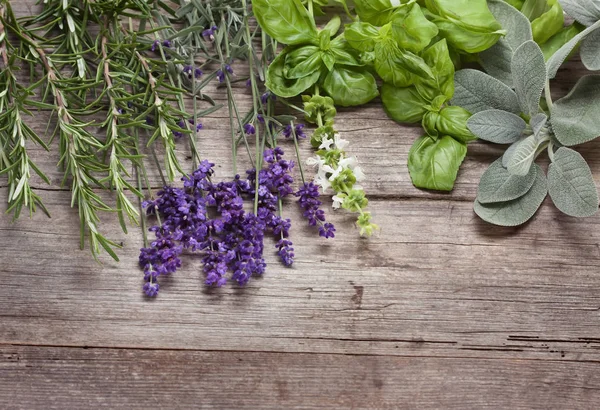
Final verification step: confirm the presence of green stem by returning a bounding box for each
[291,121,306,184]
[545,79,554,111]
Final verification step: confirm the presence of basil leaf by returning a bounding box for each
[323,67,379,107]
[477,158,538,204]
[252,0,318,45]
[547,20,600,79]
[548,147,599,217]
[375,40,433,87]
[436,106,476,143]
[354,0,407,26]
[551,75,600,146]
[322,52,335,71]
[424,0,506,53]
[467,109,526,144]
[581,29,600,70]
[480,0,532,86]
[266,49,321,97]
[408,135,468,191]
[521,0,549,20]
[284,46,322,79]
[474,164,547,226]
[344,22,379,53]
[382,84,429,123]
[391,4,439,53]
[530,0,564,44]
[329,35,364,66]
[559,0,600,27]
[323,15,341,37]
[415,39,455,101]
[507,134,540,176]
[452,69,521,114]
[541,23,584,61]
[512,41,546,117]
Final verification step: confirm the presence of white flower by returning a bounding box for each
[314,172,331,193]
[334,133,349,150]
[339,156,358,169]
[306,156,323,168]
[325,164,343,182]
[353,166,366,182]
[319,135,334,150]
[332,194,346,209]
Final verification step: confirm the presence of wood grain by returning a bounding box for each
[2,0,600,408]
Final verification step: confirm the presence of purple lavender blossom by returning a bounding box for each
[194,68,203,79]
[244,123,256,135]
[225,64,233,75]
[151,40,160,52]
[216,69,225,83]
[202,25,218,41]
[283,123,307,139]
[295,182,334,238]
[319,222,336,239]
[261,92,276,104]
[163,40,172,48]
[143,281,160,297]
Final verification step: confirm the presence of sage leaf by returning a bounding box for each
[507,134,540,176]
[559,0,600,27]
[477,159,538,204]
[551,75,600,146]
[408,135,468,192]
[502,139,521,168]
[474,167,548,226]
[547,20,600,78]
[581,29,600,70]
[480,0,533,86]
[452,69,521,114]
[547,147,599,217]
[512,41,546,117]
[467,109,526,144]
[323,67,379,107]
[530,113,548,137]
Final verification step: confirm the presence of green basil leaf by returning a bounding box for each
[552,75,600,146]
[581,29,600,70]
[284,46,322,79]
[452,69,521,114]
[329,35,364,66]
[374,43,414,87]
[408,135,468,191]
[548,147,599,217]
[424,0,506,53]
[436,106,476,143]
[530,0,564,44]
[559,0,600,27]
[323,15,342,37]
[266,49,321,98]
[323,67,379,107]
[477,158,539,204]
[414,39,454,101]
[391,3,439,53]
[512,41,546,117]
[382,84,429,123]
[541,23,584,61]
[422,112,441,138]
[344,22,379,53]
[322,52,335,71]
[520,0,548,20]
[252,0,318,45]
[353,0,408,26]
[474,165,547,226]
[467,109,526,144]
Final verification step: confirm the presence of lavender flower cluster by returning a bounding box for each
[140,148,334,297]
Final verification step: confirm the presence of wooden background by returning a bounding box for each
[2,2,600,409]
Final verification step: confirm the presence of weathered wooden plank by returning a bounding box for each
[2,190,600,362]
[1,345,600,410]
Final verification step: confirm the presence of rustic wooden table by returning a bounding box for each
[2,1,600,409]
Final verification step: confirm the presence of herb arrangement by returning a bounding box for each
[1,0,600,296]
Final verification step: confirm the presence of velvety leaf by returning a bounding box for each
[452,69,521,114]
[474,166,547,226]
[547,20,600,78]
[424,0,506,53]
[551,75,600,146]
[382,84,429,123]
[480,0,533,85]
[344,22,379,52]
[467,109,526,144]
[407,135,468,191]
[415,39,455,101]
[511,41,546,116]
[530,113,548,137]
[559,0,600,27]
[266,49,321,98]
[391,4,439,53]
[477,158,539,203]
[548,147,599,217]
[581,29,600,70]
[323,67,379,107]
[252,0,318,45]
[503,140,521,167]
[507,134,540,176]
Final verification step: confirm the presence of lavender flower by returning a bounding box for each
[162,40,172,48]
[202,25,218,41]
[244,123,256,135]
[295,182,334,238]
[151,40,160,52]
[283,123,307,139]
[143,281,159,297]
[194,68,203,79]
[216,69,225,83]
[261,92,276,104]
